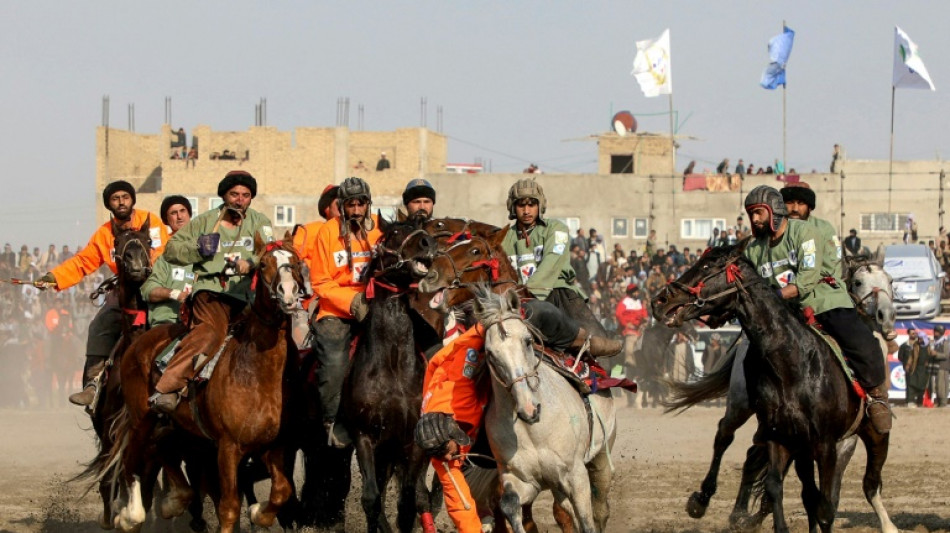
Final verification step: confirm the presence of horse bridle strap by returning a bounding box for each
[375,228,430,272]
[483,314,543,392]
[668,260,746,309]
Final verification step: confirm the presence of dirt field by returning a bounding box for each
[1,404,948,533]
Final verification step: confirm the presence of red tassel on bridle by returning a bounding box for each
[688,281,705,296]
[471,258,500,282]
[726,262,743,283]
[447,231,472,244]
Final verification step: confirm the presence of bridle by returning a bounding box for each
[374,227,432,275]
[482,314,543,392]
[429,229,516,291]
[252,241,304,307]
[665,257,748,326]
[115,229,152,277]
[848,265,893,320]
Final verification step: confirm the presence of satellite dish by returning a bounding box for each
[611,111,636,136]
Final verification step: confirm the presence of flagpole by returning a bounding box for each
[888,85,895,213]
[782,20,787,174]
[669,92,676,221]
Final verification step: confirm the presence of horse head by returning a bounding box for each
[253,231,306,314]
[849,264,896,340]
[112,218,152,283]
[370,216,438,287]
[652,239,755,328]
[473,286,542,424]
[418,218,514,310]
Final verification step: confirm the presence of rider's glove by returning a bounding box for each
[37,272,56,290]
[196,233,220,259]
[350,293,370,322]
[415,412,471,457]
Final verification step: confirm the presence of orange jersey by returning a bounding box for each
[312,215,381,320]
[50,210,168,290]
[421,326,489,437]
[292,220,325,311]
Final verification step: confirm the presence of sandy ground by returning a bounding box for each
[1,403,948,533]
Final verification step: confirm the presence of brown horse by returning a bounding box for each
[98,233,305,533]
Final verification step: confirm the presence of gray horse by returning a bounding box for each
[672,250,897,529]
[474,288,616,533]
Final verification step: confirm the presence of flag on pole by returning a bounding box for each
[760,26,795,90]
[631,29,672,97]
[893,26,935,90]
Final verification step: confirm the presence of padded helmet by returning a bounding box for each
[506,178,547,220]
[338,177,372,204]
[744,185,787,233]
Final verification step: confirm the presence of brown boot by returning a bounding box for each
[69,357,106,407]
[571,328,623,359]
[865,384,892,434]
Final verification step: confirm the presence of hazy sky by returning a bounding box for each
[0,1,946,247]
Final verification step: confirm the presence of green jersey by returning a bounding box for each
[501,218,584,300]
[808,216,843,280]
[141,256,194,326]
[743,219,853,315]
[164,207,275,302]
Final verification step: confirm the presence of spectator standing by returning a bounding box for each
[843,229,862,256]
[930,325,949,407]
[1,243,15,268]
[899,328,928,407]
[939,241,950,273]
[18,245,31,274]
[60,245,73,262]
[669,331,697,382]
[734,216,749,236]
[612,243,626,266]
[570,244,592,293]
[716,158,730,175]
[644,229,657,258]
[645,265,666,298]
[39,244,57,271]
[587,229,605,275]
[735,159,746,176]
[376,152,391,171]
[904,215,918,244]
[573,228,589,255]
[830,144,843,173]
[707,228,720,248]
[683,161,696,176]
[702,333,727,376]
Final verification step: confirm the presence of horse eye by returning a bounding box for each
[436,222,444,228]
[854,281,862,287]
[471,248,481,256]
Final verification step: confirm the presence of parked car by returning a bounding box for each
[884,244,944,320]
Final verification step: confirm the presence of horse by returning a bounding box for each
[100,233,305,533]
[666,247,899,528]
[652,240,897,533]
[342,217,439,533]
[474,287,616,533]
[71,219,155,528]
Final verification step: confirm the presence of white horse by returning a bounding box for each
[474,288,616,533]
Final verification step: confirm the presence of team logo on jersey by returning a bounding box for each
[172,267,186,281]
[554,231,569,244]
[801,239,816,254]
[462,363,477,379]
[775,270,795,288]
[759,262,773,278]
[788,250,798,265]
[520,264,536,281]
[803,253,816,268]
[465,348,478,363]
[352,263,368,282]
[333,250,348,267]
[261,226,274,242]
[149,227,161,248]
[533,245,544,262]
[552,244,566,255]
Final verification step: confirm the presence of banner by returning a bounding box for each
[760,26,795,90]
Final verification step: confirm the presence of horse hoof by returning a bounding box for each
[686,492,709,519]
[98,510,115,530]
[159,491,191,519]
[729,513,763,533]
[248,503,275,528]
[115,509,144,533]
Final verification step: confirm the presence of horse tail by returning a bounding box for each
[662,342,737,414]
[71,405,130,499]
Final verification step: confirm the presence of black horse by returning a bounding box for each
[651,241,897,533]
[342,217,438,533]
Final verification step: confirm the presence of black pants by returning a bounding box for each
[545,286,609,338]
[86,292,123,358]
[311,317,355,422]
[522,299,579,352]
[816,307,886,389]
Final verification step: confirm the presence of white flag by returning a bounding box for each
[632,29,672,97]
[893,26,935,90]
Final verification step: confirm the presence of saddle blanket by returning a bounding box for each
[539,348,637,394]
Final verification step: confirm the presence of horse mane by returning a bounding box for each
[471,284,543,342]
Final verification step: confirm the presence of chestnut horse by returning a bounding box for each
[98,234,305,533]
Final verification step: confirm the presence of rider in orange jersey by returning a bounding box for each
[291,184,340,312]
[38,180,168,406]
[310,177,382,448]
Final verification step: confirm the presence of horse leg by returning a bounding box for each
[560,463,598,533]
[214,440,244,533]
[587,449,612,531]
[689,406,753,519]
[763,442,792,533]
[793,456,820,533]
[160,455,194,519]
[248,447,293,529]
[729,443,772,531]
[498,474,537,533]
[402,445,429,533]
[354,434,384,533]
[183,449,212,532]
[858,429,898,533]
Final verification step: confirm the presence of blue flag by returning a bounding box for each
[760,26,795,90]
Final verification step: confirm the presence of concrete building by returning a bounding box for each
[96,124,948,255]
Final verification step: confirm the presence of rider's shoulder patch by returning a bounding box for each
[554,231,569,245]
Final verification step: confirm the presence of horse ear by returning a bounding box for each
[111,219,121,236]
[735,235,754,255]
[253,231,265,255]
[873,244,886,267]
[396,209,408,223]
[488,225,510,248]
[140,216,150,235]
[506,288,520,312]
[282,230,293,242]
[377,210,390,233]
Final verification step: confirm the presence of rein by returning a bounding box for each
[433,233,517,291]
[374,228,431,274]
[667,260,748,312]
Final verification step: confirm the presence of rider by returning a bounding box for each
[39,180,168,406]
[743,185,892,434]
[402,178,436,221]
[780,182,843,280]
[148,171,275,413]
[292,184,340,312]
[311,176,381,448]
[140,196,194,327]
[501,178,621,356]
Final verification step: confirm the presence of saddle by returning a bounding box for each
[536,345,637,396]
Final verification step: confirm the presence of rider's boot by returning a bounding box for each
[571,328,623,359]
[69,356,106,406]
[324,419,352,449]
[865,384,893,434]
[148,391,181,415]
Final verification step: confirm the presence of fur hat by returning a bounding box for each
[217,170,257,198]
[159,195,193,225]
[102,180,136,208]
[318,184,339,220]
[402,178,436,206]
[780,182,816,210]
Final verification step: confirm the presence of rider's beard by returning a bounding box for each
[111,205,132,222]
[751,223,772,238]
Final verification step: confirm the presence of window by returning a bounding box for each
[611,218,628,238]
[274,205,296,227]
[185,197,199,215]
[861,213,909,233]
[633,217,649,238]
[610,155,634,174]
[551,217,580,236]
[209,198,223,210]
[681,218,726,240]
